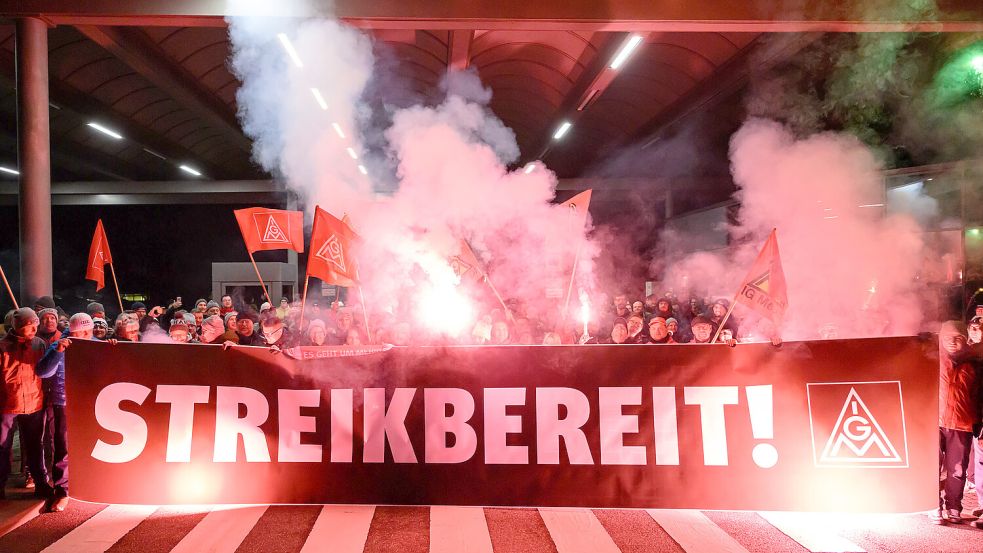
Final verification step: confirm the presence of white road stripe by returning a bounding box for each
[0,500,45,538]
[429,506,493,553]
[41,504,158,553]
[647,510,750,553]
[169,505,268,553]
[758,512,866,553]
[299,505,375,553]
[539,508,621,553]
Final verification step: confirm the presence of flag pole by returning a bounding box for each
[108,262,124,314]
[353,268,372,343]
[299,274,310,331]
[709,293,740,344]
[0,264,18,309]
[482,274,514,322]
[562,242,583,318]
[247,250,273,307]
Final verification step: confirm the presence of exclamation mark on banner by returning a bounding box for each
[746,385,778,468]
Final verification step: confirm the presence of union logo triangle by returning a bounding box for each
[819,387,903,465]
[315,234,346,273]
[449,255,473,279]
[261,216,289,243]
[748,271,770,294]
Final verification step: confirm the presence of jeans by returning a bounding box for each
[43,405,68,494]
[0,410,50,494]
[939,427,973,511]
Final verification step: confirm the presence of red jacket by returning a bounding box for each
[939,350,981,432]
[0,332,46,414]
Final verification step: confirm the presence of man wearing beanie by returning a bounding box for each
[35,313,93,511]
[37,308,60,346]
[85,302,106,321]
[221,312,239,344]
[32,296,55,313]
[199,315,226,345]
[0,308,53,500]
[932,321,981,524]
[131,302,147,321]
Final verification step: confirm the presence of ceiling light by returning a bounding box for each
[311,88,328,110]
[523,163,536,174]
[609,35,643,70]
[858,203,885,208]
[346,147,358,160]
[358,164,368,175]
[0,166,19,175]
[277,33,304,68]
[332,122,345,139]
[179,165,202,176]
[87,122,122,139]
[142,148,166,160]
[552,121,572,141]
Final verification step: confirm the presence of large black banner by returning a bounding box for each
[66,337,938,511]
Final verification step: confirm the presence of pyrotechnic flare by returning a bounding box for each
[579,290,591,344]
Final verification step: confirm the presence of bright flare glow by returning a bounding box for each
[0,166,19,175]
[358,164,368,175]
[179,165,202,176]
[552,121,572,140]
[971,55,983,73]
[346,147,358,159]
[277,33,303,68]
[332,122,345,139]
[87,122,123,139]
[609,35,644,70]
[416,283,474,336]
[310,88,328,110]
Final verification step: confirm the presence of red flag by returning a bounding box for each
[564,189,592,232]
[449,239,485,284]
[86,219,113,291]
[234,207,305,253]
[307,206,359,287]
[735,229,788,324]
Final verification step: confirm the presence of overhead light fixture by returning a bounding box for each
[523,163,536,174]
[311,88,328,110]
[346,147,358,160]
[179,165,202,177]
[142,148,166,160]
[0,166,19,175]
[552,121,572,141]
[277,33,304,68]
[332,122,345,139]
[858,203,885,208]
[87,122,123,140]
[357,164,368,175]
[609,35,643,70]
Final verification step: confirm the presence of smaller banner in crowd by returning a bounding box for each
[234,207,305,253]
[66,337,937,511]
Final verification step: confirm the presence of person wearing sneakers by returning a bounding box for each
[932,321,982,525]
[0,308,53,501]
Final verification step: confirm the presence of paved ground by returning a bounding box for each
[4,480,983,553]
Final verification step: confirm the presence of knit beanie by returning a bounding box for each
[38,307,58,320]
[13,307,39,330]
[224,312,238,326]
[86,302,105,316]
[206,300,220,310]
[201,315,224,335]
[131,301,146,310]
[92,317,108,328]
[182,312,197,327]
[69,313,94,333]
[34,296,56,309]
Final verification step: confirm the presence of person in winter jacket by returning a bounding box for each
[933,321,983,525]
[0,308,53,500]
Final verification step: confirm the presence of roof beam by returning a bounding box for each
[447,30,473,71]
[74,25,252,153]
[3,0,982,31]
[0,179,287,205]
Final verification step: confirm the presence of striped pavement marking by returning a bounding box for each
[539,507,621,553]
[169,505,268,553]
[429,506,494,553]
[40,504,158,553]
[647,510,751,553]
[300,505,375,553]
[758,511,866,553]
[0,499,45,538]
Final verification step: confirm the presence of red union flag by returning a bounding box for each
[736,229,788,324]
[308,206,358,287]
[449,239,485,284]
[234,207,304,253]
[85,219,113,291]
[564,189,592,232]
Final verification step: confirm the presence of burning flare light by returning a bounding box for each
[416,280,474,337]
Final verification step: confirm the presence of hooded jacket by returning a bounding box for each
[939,322,983,432]
[0,331,47,414]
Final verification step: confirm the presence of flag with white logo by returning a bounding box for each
[735,228,788,325]
[234,207,305,253]
[307,206,359,287]
[85,219,113,291]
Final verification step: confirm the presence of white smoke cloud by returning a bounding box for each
[227,12,595,338]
